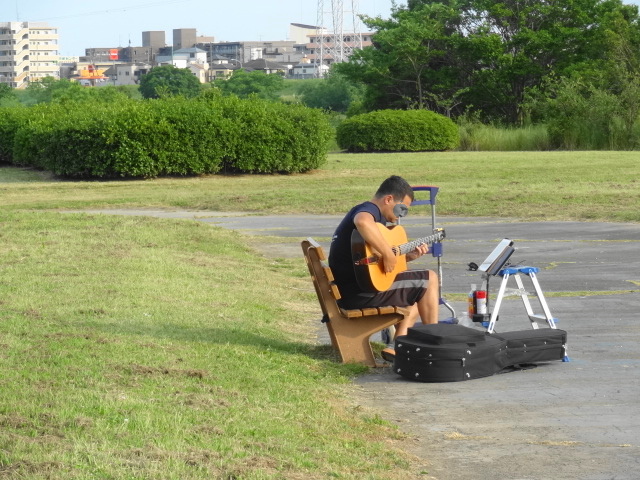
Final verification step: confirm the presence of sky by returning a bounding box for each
[11,0,404,57]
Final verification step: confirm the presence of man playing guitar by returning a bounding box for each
[329,175,439,360]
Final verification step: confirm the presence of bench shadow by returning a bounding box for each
[88,321,341,363]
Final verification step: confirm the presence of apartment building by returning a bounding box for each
[84,46,157,64]
[306,31,374,66]
[0,21,59,89]
[197,40,305,67]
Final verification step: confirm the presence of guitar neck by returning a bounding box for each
[394,231,445,256]
[353,226,446,267]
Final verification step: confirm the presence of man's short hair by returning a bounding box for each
[375,175,415,202]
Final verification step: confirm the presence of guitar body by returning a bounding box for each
[351,224,409,292]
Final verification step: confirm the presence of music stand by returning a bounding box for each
[478,239,515,276]
[474,239,515,325]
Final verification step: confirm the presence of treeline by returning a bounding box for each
[5,0,640,158]
[0,89,332,178]
[333,0,640,149]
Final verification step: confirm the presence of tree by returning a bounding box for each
[525,2,640,148]
[297,71,364,113]
[20,78,131,105]
[453,0,622,123]
[138,65,202,99]
[337,3,465,113]
[23,76,62,104]
[214,69,284,100]
[337,0,640,124]
[0,83,13,100]
[600,3,640,144]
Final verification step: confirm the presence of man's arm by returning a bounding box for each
[353,211,397,273]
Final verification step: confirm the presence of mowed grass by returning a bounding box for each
[0,151,638,478]
[0,212,412,479]
[2,150,639,222]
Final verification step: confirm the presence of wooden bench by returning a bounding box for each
[301,238,410,367]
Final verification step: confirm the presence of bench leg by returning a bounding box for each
[329,315,403,367]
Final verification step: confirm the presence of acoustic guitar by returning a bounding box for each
[351,223,445,292]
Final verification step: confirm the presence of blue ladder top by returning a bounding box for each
[498,266,540,276]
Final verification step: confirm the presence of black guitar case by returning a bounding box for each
[393,324,567,383]
[497,328,568,365]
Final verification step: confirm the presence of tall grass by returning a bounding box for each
[549,115,640,150]
[457,119,640,151]
[458,123,552,151]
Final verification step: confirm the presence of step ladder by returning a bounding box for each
[487,266,558,334]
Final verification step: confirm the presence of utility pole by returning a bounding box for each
[315,0,363,77]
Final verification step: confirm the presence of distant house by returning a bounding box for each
[156,47,207,66]
[242,58,290,76]
[155,47,209,82]
[209,53,232,65]
[209,65,234,81]
[291,56,328,79]
[188,62,208,83]
[113,63,151,85]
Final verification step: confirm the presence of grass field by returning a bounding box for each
[1,151,638,479]
[2,150,639,222]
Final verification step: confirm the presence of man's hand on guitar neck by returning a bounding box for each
[407,242,429,262]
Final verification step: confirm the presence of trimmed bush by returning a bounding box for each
[13,101,164,177]
[8,93,332,178]
[336,109,459,152]
[0,106,30,164]
[204,93,333,173]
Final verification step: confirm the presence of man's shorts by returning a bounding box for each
[337,269,430,310]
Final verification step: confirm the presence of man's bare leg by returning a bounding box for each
[393,304,419,338]
[417,270,439,324]
[382,270,439,361]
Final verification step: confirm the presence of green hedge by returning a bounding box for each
[0,107,30,164]
[202,92,333,173]
[336,109,459,152]
[3,93,332,178]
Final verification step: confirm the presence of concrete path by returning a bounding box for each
[75,209,640,480]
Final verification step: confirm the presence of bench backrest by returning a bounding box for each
[301,238,343,321]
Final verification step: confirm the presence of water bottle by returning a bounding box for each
[457,312,472,327]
